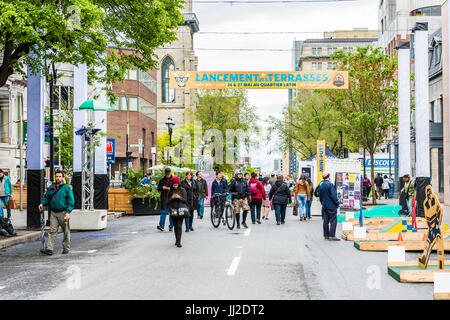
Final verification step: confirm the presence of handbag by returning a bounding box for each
[170,207,190,218]
[293,203,298,216]
[8,198,16,209]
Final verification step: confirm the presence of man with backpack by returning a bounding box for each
[248,172,266,224]
[228,170,251,229]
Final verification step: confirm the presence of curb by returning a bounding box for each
[0,232,42,250]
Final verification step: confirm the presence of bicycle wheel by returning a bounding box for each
[210,203,221,228]
[225,205,235,230]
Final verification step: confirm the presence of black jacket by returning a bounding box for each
[269,181,291,205]
[375,176,383,187]
[168,187,188,211]
[181,178,199,211]
[318,180,339,210]
[157,175,173,206]
[228,177,250,200]
[196,178,209,199]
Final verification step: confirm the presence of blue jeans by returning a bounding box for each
[159,204,174,228]
[197,198,205,216]
[406,198,412,216]
[274,204,287,223]
[323,209,337,238]
[297,194,308,217]
[306,200,312,218]
[250,202,262,222]
[185,210,194,229]
[0,196,11,217]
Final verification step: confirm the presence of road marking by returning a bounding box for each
[245,228,251,237]
[71,250,97,254]
[227,256,241,276]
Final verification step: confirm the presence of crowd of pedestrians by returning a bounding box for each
[154,167,352,248]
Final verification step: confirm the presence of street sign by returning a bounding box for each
[107,139,115,164]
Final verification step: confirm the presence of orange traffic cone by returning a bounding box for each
[398,232,404,242]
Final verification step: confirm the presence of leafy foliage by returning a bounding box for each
[123,167,160,209]
[324,45,398,204]
[267,90,353,160]
[0,0,184,92]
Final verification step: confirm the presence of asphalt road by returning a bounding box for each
[0,208,434,300]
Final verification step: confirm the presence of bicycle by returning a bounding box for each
[210,192,237,230]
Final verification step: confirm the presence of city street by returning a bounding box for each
[0,208,433,300]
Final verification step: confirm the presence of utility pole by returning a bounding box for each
[49,63,56,184]
[19,95,24,211]
[339,130,343,159]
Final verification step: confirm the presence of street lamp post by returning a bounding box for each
[339,130,343,159]
[165,116,175,165]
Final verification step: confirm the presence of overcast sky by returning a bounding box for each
[192,0,379,172]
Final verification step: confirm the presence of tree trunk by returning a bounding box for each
[370,152,376,205]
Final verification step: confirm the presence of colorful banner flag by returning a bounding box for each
[170,71,348,90]
[317,140,326,185]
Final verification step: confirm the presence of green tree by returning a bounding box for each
[324,45,398,204]
[192,89,259,172]
[157,124,195,170]
[0,0,184,91]
[267,90,351,160]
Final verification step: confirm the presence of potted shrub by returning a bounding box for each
[123,168,161,215]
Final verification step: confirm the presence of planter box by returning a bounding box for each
[131,197,161,216]
[108,188,133,214]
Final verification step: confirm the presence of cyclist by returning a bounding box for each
[211,171,228,222]
[228,170,250,229]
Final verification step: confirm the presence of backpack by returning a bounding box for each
[249,182,259,196]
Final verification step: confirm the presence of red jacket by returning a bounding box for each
[248,178,266,200]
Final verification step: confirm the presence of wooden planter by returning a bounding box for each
[108,188,161,215]
[131,197,161,216]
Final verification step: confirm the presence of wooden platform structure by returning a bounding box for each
[355,235,450,251]
[388,261,450,283]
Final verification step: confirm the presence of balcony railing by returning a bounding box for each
[182,13,199,33]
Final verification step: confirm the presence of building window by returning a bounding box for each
[440,98,444,123]
[430,101,435,122]
[151,131,155,147]
[162,56,175,103]
[139,70,157,93]
[317,62,322,70]
[139,98,156,120]
[110,99,119,110]
[328,48,333,55]
[410,6,441,17]
[129,97,138,111]
[328,62,334,70]
[129,69,138,81]
[434,46,441,65]
[312,63,317,70]
[120,96,127,110]
[0,93,8,143]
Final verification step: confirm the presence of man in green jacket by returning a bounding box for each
[401,174,416,216]
[38,169,74,255]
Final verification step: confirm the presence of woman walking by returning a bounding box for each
[306,177,314,220]
[382,175,390,200]
[248,172,266,224]
[295,175,310,221]
[181,171,198,232]
[261,177,271,220]
[168,177,188,248]
[269,175,292,225]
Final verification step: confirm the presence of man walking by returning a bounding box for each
[228,170,251,229]
[401,174,416,216]
[157,168,174,232]
[196,171,208,219]
[318,172,340,241]
[38,169,74,255]
[0,169,13,218]
[375,173,384,200]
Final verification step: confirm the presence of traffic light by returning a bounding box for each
[343,148,349,158]
[126,151,133,163]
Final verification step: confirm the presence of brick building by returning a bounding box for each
[107,57,158,177]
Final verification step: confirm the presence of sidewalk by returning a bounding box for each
[0,209,125,250]
[0,209,44,250]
